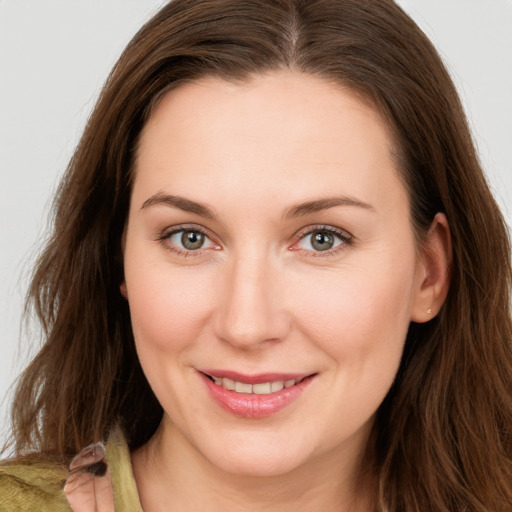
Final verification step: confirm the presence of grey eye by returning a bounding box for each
[181,230,205,250]
[167,229,206,250]
[310,231,335,251]
[297,229,345,252]
[166,227,217,253]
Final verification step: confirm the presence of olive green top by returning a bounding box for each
[0,427,143,511]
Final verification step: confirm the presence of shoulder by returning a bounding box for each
[105,427,144,511]
[0,427,141,512]
[0,459,70,512]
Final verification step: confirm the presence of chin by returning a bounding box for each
[199,436,313,478]
[213,453,305,478]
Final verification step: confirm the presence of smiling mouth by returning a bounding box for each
[203,374,308,395]
[199,371,316,418]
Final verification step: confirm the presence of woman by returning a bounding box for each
[1,0,511,510]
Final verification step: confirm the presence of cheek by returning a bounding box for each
[125,260,216,355]
[124,261,219,415]
[289,258,416,372]
[287,261,416,443]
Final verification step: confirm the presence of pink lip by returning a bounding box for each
[198,371,315,419]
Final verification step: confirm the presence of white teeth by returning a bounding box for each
[235,381,252,393]
[223,378,235,391]
[211,376,301,394]
[253,382,272,394]
[271,381,284,392]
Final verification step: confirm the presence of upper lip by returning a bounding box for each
[198,369,314,384]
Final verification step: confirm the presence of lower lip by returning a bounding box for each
[199,373,314,418]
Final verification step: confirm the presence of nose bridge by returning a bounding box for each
[215,247,289,349]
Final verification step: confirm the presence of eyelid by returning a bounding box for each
[155,223,353,258]
[157,223,221,256]
[290,224,354,255]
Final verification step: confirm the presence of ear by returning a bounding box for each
[119,229,128,299]
[120,280,128,299]
[411,213,452,323]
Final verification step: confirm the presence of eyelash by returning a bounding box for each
[157,224,220,258]
[157,224,353,258]
[291,225,354,257]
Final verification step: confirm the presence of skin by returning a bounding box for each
[122,71,451,511]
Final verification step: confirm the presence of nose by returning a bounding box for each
[213,252,291,350]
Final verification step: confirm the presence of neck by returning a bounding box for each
[132,419,377,512]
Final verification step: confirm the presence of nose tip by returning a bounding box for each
[213,260,290,349]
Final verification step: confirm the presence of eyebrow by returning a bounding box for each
[283,196,375,219]
[140,192,375,219]
[140,192,216,218]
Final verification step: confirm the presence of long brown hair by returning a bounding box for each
[6,1,512,510]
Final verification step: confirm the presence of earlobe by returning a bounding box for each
[411,213,452,323]
[120,281,128,299]
[119,230,128,299]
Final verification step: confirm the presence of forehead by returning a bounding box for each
[132,71,407,218]
[140,72,390,145]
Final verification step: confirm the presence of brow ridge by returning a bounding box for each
[141,192,373,220]
[140,192,216,218]
[284,196,375,219]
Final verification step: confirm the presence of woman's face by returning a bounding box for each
[122,71,438,477]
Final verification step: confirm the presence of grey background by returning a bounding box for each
[1,0,511,441]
